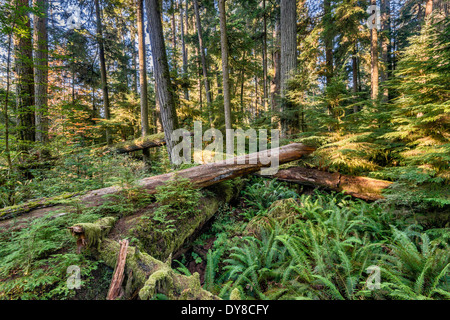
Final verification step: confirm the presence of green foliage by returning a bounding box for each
[241,177,299,211]
[0,207,107,300]
[204,192,450,300]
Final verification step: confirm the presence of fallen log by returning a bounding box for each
[259,167,392,201]
[69,216,219,300]
[0,143,314,227]
[82,143,315,203]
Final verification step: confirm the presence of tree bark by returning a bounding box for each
[180,0,189,101]
[352,43,359,113]
[262,0,268,113]
[193,0,213,124]
[68,217,219,300]
[380,0,391,102]
[425,0,433,17]
[33,0,49,144]
[219,0,232,131]
[258,167,393,201]
[323,0,334,123]
[370,0,379,100]
[136,0,150,137]
[94,0,112,145]
[145,0,179,162]
[14,0,35,147]
[280,0,297,138]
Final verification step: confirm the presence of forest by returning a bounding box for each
[0,0,449,301]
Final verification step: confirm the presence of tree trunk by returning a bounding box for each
[280,0,297,138]
[180,0,189,101]
[352,43,359,113]
[94,0,112,145]
[136,0,150,137]
[33,0,49,144]
[262,0,268,113]
[380,0,391,102]
[68,217,219,300]
[14,0,35,148]
[425,0,433,17]
[370,0,379,100]
[219,0,232,131]
[324,0,334,123]
[258,167,393,201]
[271,13,281,128]
[145,0,179,162]
[193,0,213,124]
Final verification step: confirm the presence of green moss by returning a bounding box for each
[72,217,116,250]
[230,288,242,300]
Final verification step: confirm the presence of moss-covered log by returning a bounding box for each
[0,192,77,221]
[259,167,392,201]
[69,217,219,300]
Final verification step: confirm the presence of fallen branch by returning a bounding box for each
[107,239,129,300]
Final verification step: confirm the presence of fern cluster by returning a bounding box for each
[204,189,449,300]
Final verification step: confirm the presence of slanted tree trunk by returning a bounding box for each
[271,11,281,128]
[94,0,112,145]
[145,0,179,162]
[219,0,232,131]
[14,0,35,148]
[33,0,49,144]
[280,0,297,138]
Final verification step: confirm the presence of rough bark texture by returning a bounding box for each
[137,0,150,137]
[370,0,379,100]
[219,0,232,131]
[271,14,281,128]
[33,0,49,143]
[259,167,393,201]
[68,190,236,300]
[380,0,391,102]
[280,0,297,137]
[145,0,179,161]
[94,0,112,145]
[14,0,35,146]
[107,239,129,300]
[193,0,213,123]
[180,0,189,101]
